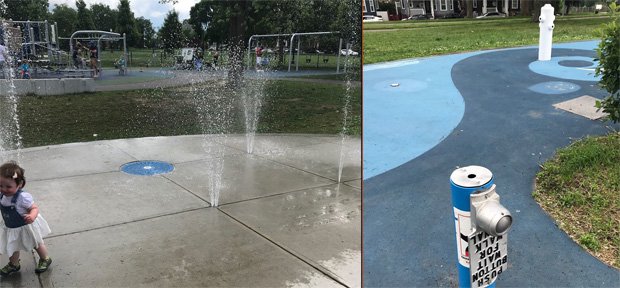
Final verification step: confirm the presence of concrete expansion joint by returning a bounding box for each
[258,156,335,181]
[160,174,212,205]
[217,208,350,288]
[217,182,347,208]
[30,170,122,183]
[43,207,210,240]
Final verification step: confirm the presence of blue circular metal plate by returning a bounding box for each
[121,161,174,176]
[528,81,581,95]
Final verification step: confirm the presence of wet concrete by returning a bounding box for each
[0,134,361,287]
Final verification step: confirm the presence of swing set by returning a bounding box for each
[246,31,355,73]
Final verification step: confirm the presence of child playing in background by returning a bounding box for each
[19,59,30,79]
[72,42,83,69]
[212,50,219,68]
[0,161,52,276]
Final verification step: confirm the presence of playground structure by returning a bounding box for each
[66,30,127,77]
[1,20,127,79]
[246,31,357,73]
[173,47,211,71]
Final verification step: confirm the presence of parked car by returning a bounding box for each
[475,12,507,19]
[442,12,464,19]
[402,14,429,21]
[363,15,384,22]
[340,49,359,56]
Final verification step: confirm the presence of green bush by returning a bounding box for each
[595,2,620,122]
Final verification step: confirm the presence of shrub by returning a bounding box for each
[595,2,620,122]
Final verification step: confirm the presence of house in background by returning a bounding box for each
[364,0,379,16]
[398,0,460,18]
[472,0,520,16]
[393,0,520,19]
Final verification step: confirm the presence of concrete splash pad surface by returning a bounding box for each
[0,134,360,287]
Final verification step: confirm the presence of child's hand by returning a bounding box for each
[23,214,35,224]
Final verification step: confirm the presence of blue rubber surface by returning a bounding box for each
[363,41,620,287]
[121,161,174,176]
[529,55,599,81]
[527,81,581,95]
[363,52,483,179]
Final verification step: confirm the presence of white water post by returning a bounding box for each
[538,4,555,61]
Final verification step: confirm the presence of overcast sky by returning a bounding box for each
[48,0,200,29]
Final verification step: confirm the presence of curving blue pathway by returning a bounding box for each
[363,42,604,180]
[363,52,482,179]
[363,41,620,287]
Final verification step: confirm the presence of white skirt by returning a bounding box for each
[0,214,51,256]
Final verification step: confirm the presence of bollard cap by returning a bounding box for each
[450,166,493,188]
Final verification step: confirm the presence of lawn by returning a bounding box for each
[16,79,361,148]
[533,133,620,268]
[363,14,609,64]
[96,47,360,73]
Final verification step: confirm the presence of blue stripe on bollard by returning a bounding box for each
[450,166,494,288]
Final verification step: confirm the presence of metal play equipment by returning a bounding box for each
[450,166,512,288]
[1,20,127,78]
[246,32,351,73]
[66,30,127,77]
[1,19,67,77]
[538,4,555,61]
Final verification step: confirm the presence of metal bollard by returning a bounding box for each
[451,166,512,288]
[538,4,555,61]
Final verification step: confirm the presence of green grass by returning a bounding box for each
[363,15,609,64]
[95,48,360,72]
[16,79,360,148]
[533,133,620,268]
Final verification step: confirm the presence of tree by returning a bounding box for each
[1,0,49,21]
[329,0,361,46]
[91,3,118,32]
[135,17,155,48]
[224,0,249,87]
[531,0,544,22]
[117,0,137,46]
[49,4,77,49]
[466,0,473,18]
[595,2,620,122]
[158,10,183,54]
[187,0,249,86]
[188,0,217,48]
[248,1,310,65]
[520,0,532,17]
[181,19,196,47]
[76,0,95,30]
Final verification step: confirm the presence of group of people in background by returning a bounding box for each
[0,42,7,78]
[72,41,99,77]
[191,47,220,71]
[0,41,30,79]
[0,39,100,79]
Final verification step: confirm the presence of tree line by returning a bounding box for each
[2,0,360,86]
[1,0,360,53]
[1,0,154,49]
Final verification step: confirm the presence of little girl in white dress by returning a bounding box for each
[0,161,52,276]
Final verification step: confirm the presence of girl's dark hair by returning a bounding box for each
[0,161,26,188]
